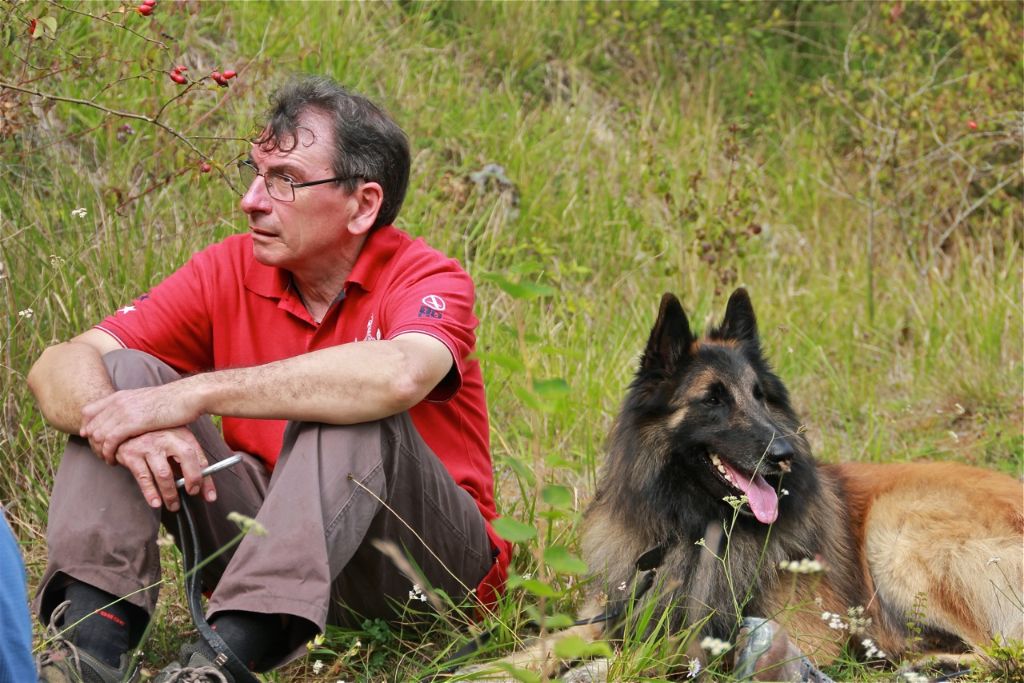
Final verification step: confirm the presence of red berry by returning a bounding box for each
[174,65,187,73]
[28,18,37,36]
[222,70,237,80]
[137,4,153,15]
[170,72,187,84]
[967,120,978,130]
[199,162,212,173]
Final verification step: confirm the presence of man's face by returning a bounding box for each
[240,110,358,274]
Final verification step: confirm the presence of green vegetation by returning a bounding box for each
[2,1,1021,680]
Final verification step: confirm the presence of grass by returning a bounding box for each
[1,0,1021,680]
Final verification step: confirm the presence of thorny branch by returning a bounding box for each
[44,0,168,49]
[0,80,208,160]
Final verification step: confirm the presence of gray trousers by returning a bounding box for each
[36,350,494,667]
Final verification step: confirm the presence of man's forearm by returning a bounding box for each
[75,334,453,459]
[27,342,116,434]
[187,336,450,425]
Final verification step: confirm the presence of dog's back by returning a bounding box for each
[834,461,1024,655]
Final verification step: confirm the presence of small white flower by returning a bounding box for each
[49,254,65,268]
[617,581,628,592]
[71,207,87,218]
[901,673,929,683]
[780,558,823,574]
[780,488,789,496]
[988,556,1001,565]
[700,636,732,657]
[861,638,886,659]
[820,611,847,630]
[408,584,427,602]
[18,308,33,319]
[312,659,324,675]
[686,656,702,678]
[846,605,872,634]
[694,537,706,547]
[722,494,749,511]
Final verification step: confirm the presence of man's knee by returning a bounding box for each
[102,349,182,390]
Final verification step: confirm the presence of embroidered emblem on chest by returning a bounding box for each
[359,314,382,342]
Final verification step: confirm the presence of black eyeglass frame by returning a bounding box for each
[236,159,360,202]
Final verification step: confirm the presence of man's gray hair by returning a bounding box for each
[255,76,410,229]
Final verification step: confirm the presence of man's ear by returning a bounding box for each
[346,181,384,236]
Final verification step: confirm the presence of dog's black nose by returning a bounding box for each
[766,437,794,465]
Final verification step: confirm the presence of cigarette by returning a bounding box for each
[176,453,243,489]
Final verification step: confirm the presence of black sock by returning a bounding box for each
[62,582,145,668]
[204,610,281,671]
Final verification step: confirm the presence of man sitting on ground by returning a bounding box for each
[30,75,509,682]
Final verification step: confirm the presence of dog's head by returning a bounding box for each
[613,289,812,526]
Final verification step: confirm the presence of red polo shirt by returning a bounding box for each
[96,226,509,604]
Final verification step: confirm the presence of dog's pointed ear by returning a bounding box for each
[640,293,694,374]
[713,288,759,344]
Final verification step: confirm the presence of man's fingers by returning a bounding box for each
[124,458,163,510]
[87,435,117,465]
[145,451,180,512]
[81,414,127,463]
[175,448,207,497]
[199,472,218,503]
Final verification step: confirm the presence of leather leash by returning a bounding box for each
[177,494,260,683]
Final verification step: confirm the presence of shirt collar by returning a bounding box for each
[343,225,402,293]
[243,225,403,300]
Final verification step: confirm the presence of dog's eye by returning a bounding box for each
[753,384,765,401]
[703,395,722,406]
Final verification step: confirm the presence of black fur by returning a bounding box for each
[583,289,863,646]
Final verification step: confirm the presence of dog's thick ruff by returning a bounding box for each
[37,349,494,670]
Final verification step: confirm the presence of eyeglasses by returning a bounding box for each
[236,159,359,202]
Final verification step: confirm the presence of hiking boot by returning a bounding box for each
[36,600,140,683]
[153,645,236,683]
[733,617,834,682]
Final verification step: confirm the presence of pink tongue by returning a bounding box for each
[721,460,779,524]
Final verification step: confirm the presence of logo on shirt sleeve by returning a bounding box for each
[116,293,148,315]
[418,295,446,320]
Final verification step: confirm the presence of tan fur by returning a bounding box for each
[469,463,1022,682]
[461,290,1023,680]
[833,461,1024,656]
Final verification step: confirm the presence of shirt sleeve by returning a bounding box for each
[95,252,213,374]
[380,256,478,403]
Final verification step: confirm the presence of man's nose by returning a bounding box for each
[240,176,270,214]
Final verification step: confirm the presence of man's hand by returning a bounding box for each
[113,427,216,511]
[80,380,203,462]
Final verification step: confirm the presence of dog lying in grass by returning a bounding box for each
[460,289,1023,681]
